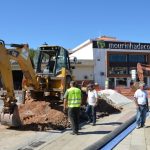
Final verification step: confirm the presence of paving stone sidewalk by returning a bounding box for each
[114,114,150,150]
[38,102,136,150]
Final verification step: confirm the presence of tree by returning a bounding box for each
[29,48,38,68]
[29,48,37,60]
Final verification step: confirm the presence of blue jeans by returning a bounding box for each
[86,105,96,124]
[136,105,147,127]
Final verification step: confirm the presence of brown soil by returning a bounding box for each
[16,94,121,131]
[18,98,69,131]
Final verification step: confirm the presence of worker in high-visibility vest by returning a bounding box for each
[63,81,82,135]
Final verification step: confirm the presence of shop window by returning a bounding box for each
[116,78,127,86]
[108,53,147,75]
[109,54,127,63]
[128,55,146,63]
[109,78,114,89]
[109,67,128,75]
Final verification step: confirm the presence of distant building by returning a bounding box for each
[70,36,150,89]
[0,61,23,90]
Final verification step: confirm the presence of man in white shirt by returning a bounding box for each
[86,83,98,126]
[134,82,149,129]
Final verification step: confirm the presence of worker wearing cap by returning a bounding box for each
[63,81,82,135]
[134,82,149,129]
[86,83,98,126]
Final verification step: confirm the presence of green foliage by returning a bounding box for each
[29,48,37,59]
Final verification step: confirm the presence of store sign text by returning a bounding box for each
[93,41,150,50]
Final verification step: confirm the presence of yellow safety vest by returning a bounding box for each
[67,87,81,108]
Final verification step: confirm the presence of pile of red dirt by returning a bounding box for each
[18,99,69,131]
[17,90,122,131]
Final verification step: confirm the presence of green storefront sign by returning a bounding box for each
[93,40,150,50]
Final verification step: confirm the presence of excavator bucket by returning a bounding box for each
[0,105,22,127]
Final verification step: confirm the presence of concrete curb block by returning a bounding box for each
[84,115,136,150]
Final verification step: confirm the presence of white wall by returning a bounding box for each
[70,43,93,60]
[72,65,94,81]
[93,48,106,88]
[70,42,95,82]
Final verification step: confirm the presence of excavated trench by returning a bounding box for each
[13,95,121,131]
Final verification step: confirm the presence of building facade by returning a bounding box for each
[70,36,150,89]
[0,61,23,90]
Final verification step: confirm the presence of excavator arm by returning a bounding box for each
[0,41,15,112]
[7,44,39,90]
[137,63,150,82]
[0,40,38,126]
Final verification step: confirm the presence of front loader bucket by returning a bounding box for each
[0,105,22,127]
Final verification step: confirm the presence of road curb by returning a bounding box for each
[84,115,136,150]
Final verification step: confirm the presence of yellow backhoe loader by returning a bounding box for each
[0,40,73,126]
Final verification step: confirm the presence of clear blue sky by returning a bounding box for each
[0,0,150,49]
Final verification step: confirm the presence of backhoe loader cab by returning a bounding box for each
[34,45,73,99]
[36,45,71,75]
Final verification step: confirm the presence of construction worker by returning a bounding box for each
[86,83,98,126]
[63,81,82,135]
